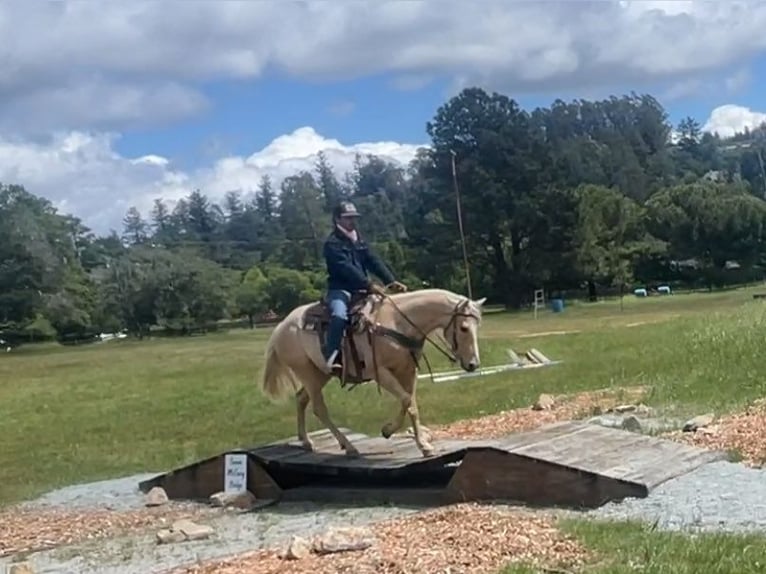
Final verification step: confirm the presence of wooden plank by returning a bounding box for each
[332,437,420,468]
[522,427,663,475]
[499,423,727,493]
[445,448,646,508]
[252,432,371,465]
[595,438,703,481]
[262,427,359,450]
[255,432,482,472]
[602,443,728,488]
[539,424,718,483]
[509,424,624,463]
[262,427,338,447]
[495,421,593,452]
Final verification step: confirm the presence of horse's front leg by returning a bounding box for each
[376,367,434,457]
[381,404,407,440]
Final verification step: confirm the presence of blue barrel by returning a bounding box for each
[551,298,564,313]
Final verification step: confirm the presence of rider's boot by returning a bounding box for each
[323,316,346,374]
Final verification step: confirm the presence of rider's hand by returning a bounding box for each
[387,281,408,293]
[368,282,386,295]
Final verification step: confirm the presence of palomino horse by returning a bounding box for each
[258,288,486,458]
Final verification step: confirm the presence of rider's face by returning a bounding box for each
[338,215,358,231]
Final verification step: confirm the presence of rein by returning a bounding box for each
[373,292,480,383]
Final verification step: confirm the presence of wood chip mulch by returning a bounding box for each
[0,504,220,558]
[173,503,590,574]
[426,385,649,440]
[664,398,766,467]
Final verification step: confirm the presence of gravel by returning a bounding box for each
[7,502,418,574]
[17,473,161,512]
[8,455,766,573]
[585,460,766,533]
[2,473,420,574]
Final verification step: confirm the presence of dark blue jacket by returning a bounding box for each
[323,228,396,292]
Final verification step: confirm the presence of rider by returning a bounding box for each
[322,200,407,373]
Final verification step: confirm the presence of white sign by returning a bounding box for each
[224,453,248,493]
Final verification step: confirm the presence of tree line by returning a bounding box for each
[3,87,766,345]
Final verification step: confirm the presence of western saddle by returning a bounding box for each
[302,293,379,387]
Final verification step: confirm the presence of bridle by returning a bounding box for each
[338,292,481,392]
[378,294,481,366]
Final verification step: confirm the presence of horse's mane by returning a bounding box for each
[389,288,482,316]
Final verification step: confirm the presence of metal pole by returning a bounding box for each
[450,149,473,299]
[756,148,766,200]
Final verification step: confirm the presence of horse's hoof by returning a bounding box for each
[344,448,361,458]
[381,425,394,439]
[300,441,315,452]
[419,444,435,458]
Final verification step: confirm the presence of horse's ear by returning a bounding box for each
[474,297,487,307]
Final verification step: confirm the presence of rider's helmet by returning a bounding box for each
[332,200,360,221]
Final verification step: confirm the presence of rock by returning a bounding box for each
[587,414,624,428]
[209,490,257,510]
[156,528,186,544]
[8,563,35,574]
[156,520,214,544]
[532,393,555,411]
[621,415,643,433]
[635,403,653,416]
[144,486,168,507]
[284,535,312,559]
[313,526,375,554]
[611,404,637,413]
[173,519,214,541]
[683,413,715,432]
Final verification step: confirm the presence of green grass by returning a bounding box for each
[502,519,766,573]
[2,285,766,506]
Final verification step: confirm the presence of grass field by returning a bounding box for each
[3,285,766,571]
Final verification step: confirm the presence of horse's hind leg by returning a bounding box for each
[296,387,314,451]
[299,363,360,457]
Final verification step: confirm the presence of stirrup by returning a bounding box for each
[325,350,342,373]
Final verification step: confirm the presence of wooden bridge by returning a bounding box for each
[139,420,729,509]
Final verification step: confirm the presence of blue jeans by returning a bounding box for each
[324,289,350,361]
[327,289,350,321]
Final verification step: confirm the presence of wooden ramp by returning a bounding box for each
[138,420,729,509]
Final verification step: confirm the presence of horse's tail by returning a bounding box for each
[259,320,301,401]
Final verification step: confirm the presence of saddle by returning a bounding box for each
[302,293,380,386]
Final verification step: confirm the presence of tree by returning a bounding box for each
[235,266,270,327]
[572,184,663,305]
[122,207,148,245]
[646,181,766,288]
[5,85,766,341]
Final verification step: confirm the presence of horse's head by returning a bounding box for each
[443,296,486,372]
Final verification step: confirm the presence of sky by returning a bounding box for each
[3,0,766,236]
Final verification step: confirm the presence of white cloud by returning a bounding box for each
[702,104,766,138]
[0,78,208,134]
[2,1,766,134]
[3,0,766,237]
[0,127,425,235]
